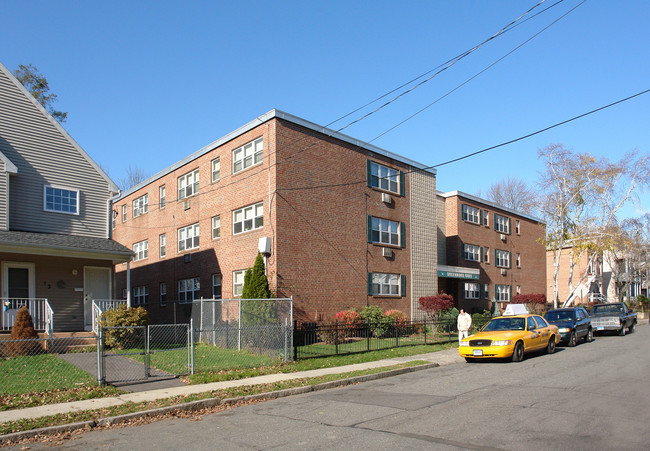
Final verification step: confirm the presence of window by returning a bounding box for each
[233,138,263,174]
[159,185,166,209]
[516,253,521,268]
[370,217,400,246]
[44,186,79,215]
[111,210,116,230]
[133,286,149,305]
[178,277,200,303]
[484,247,490,263]
[178,223,200,251]
[178,169,199,200]
[494,214,510,233]
[122,288,127,299]
[483,211,489,227]
[133,194,148,217]
[133,240,148,261]
[211,157,221,182]
[463,244,481,262]
[212,215,221,239]
[496,284,511,302]
[159,234,166,258]
[516,285,521,295]
[495,249,511,268]
[160,283,167,306]
[368,161,400,194]
[515,220,520,234]
[370,273,401,296]
[233,202,263,234]
[233,270,246,296]
[122,205,127,222]
[465,282,480,299]
[462,204,480,224]
[484,284,490,299]
[212,274,222,299]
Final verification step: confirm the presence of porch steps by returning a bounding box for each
[0,331,97,353]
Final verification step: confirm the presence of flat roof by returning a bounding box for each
[438,190,544,224]
[114,109,436,201]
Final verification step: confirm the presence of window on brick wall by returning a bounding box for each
[495,249,511,268]
[211,157,221,182]
[515,220,520,234]
[212,215,221,239]
[159,234,166,258]
[368,216,405,247]
[494,214,510,233]
[160,283,167,306]
[462,204,480,224]
[178,223,199,251]
[484,247,490,263]
[463,244,481,262]
[159,185,166,209]
[465,282,480,299]
[134,240,148,261]
[233,202,263,234]
[483,211,489,227]
[496,284,511,302]
[122,204,127,222]
[133,194,148,218]
[367,161,401,194]
[368,272,405,296]
[484,284,490,299]
[133,286,149,305]
[178,169,199,200]
[212,274,222,299]
[178,277,200,303]
[233,138,263,174]
[233,270,245,296]
[516,253,521,268]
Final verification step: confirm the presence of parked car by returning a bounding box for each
[459,313,559,362]
[589,303,637,336]
[544,307,593,346]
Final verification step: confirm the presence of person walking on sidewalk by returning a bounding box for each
[457,308,472,344]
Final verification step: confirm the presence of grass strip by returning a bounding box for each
[0,360,428,436]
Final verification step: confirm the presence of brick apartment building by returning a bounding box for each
[111,110,439,323]
[437,191,546,313]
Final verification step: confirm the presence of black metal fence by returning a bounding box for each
[294,317,490,360]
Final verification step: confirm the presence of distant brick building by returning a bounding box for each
[437,191,546,313]
[112,110,439,322]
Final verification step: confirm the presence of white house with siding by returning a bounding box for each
[0,61,132,332]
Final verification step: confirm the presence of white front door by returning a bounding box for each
[84,267,111,331]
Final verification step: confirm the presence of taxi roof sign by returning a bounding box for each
[503,304,529,316]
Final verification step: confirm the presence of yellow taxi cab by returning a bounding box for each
[459,308,560,362]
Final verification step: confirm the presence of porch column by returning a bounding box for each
[126,261,131,308]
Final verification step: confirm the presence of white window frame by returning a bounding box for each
[233,202,263,235]
[495,214,510,233]
[133,194,148,218]
[484,284,490,299]
[463,244,481,262]
[465,282,480,299]
[496,284,511,302]
[233,270,246,297]
[516,253,521,268]
[212,274,222,299]
[516,285,521,295]
[371,217,399,246]
[462,204,480,224]
[159,185,166,209]
[496,249,510,268]
[369,161,399,194]
[178,277,200,303]
[178,223,200,252]
[159,234,166,258]
[212,215,221,239]
[122,204,127,222]
[371,273,400,296]
[160,282,167,306]
[484,247,490,263]
[133,240,148,262]
[515,220,520,234]
[133,286,149,305]
[232,137,263,174]
[122,288,127,300]
[178,168,199,200]
[483,211,489,227]
[211,157,221,183]
[43,185,79,215]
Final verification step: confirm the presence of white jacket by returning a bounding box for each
[457,312,472,331]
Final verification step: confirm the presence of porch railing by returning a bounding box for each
[92,299,127,334]
[1,298,53,333]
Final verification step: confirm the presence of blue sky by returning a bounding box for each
[1,0,648,217]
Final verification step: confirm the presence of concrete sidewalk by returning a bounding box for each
[0,348,463,424]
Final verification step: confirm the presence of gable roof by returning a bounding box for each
[0,61,119,193]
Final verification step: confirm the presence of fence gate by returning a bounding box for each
[99,324,191,385]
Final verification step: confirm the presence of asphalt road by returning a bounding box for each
[18,324,650,450]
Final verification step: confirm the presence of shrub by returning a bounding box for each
[436,307,458,335]
[241,253,277,325]
[334,310,362,328]
[360,305,392,338]
[5,306,41,356]
[384,309,407,328]
[99,305,149,349]
[471,310,493,331]
[418,294,454,322]
[512,293,547,313]
[638,295,650,312]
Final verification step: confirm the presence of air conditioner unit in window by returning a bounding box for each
[500,234,506,241]
[381,192,393,204]
[501,268,507,276]
[382,247,393,258]
[184,254,192,263]
[183,200,191,210]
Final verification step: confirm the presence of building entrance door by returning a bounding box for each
[84,267,111,331]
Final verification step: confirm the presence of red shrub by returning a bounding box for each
[418,294,454,322]
[334,310,362,328]
[385,309,407,328]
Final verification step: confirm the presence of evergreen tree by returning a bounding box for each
[241,253,276,324]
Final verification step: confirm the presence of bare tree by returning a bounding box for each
[485,177,538,215]
[13,64,68,123]
[117,166,148,191]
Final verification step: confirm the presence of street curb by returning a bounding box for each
[0,362,439,445]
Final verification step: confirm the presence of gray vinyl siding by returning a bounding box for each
[0,161,7,230]
[0,68,110,238]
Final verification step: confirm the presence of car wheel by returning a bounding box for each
[585,328,593,343]
[567,331,577,347]
[546,338,556,354]
[619,324,626,336]
[629,322,635,333]
[465,357,475,363]
[511,342,524,362]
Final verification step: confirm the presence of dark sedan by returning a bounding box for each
[544,307,593,346]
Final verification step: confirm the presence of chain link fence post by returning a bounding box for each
[190,318,194,375]
[145,325,150,378]
[97,327,104,386]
